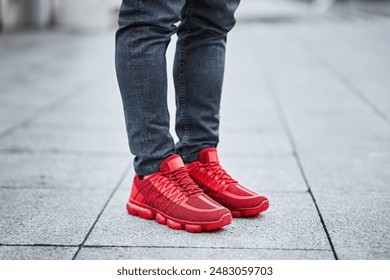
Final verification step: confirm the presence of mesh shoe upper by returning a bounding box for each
[188,148,268,210]
[130,154,230,223]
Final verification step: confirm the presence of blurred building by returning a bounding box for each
[0,0,120,31]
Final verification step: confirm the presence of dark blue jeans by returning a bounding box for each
[115,0,240,176]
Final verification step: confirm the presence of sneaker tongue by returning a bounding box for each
[199,148,219,164]
[159,154,185,173]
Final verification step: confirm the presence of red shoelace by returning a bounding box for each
[144,175,186,212]
[163,167,203,196]
[196,162,238,196]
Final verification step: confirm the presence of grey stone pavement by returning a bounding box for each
[0,0,389,260]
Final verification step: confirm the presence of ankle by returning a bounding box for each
[139,174,153,180]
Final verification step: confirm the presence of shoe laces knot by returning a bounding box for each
[202,162,238,195]
[164,167,203,196]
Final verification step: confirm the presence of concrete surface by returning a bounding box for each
[76,247,334,260]
[0,0,389,259]
[84,189,330,250]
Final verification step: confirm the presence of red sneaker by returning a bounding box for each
[187,148,269,218]
[127,155,232,232]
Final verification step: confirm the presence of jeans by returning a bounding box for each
[115,0,240,176]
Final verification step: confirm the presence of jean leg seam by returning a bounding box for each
[128,0,148,159]
[178,0,194,161]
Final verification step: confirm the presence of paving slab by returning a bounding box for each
[32,104,125,128]
[0,153,129,189]
[294,19,390,118]
[220,32,281,131]
[350,81,390,118]
[0,32,115,130]
[0,32,114,82]
[0,105,45,125]
[0,70,112,130]
[251,19,390,121]
[0,32,73,62]
[62,77,123,110]
[235,0,308,21]
[219,111,283,131]
[312,189,390,259]
[26,71,124,129]
[0,246,77,260]
[76,247,333,260]
[0,188,114,245]
[298,150,390,193]
[218,129,292,156]
[288,113,390,154]
[265,74,387,130]
[219,114,282,132]
[216,155,306,192]
[0,124,128,155]
[0,32,80,69]
[208,26,294,157]
[85,189,330,250]
[0,73,74,106]
[238,18,390,260]
[0,124,13,135]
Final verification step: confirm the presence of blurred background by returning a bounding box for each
[1,0,390,31]
[0,0,119,31]
[0,0,389,260]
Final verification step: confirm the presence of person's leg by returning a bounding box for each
[115,0,185,176]
[172,1,269,217]
[116,0,233,232]
[173,0,241,163]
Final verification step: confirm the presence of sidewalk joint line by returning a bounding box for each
[252,44,339,260]
[0,243,331,252]
[0,243,78,248]
[71,163,132,260]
